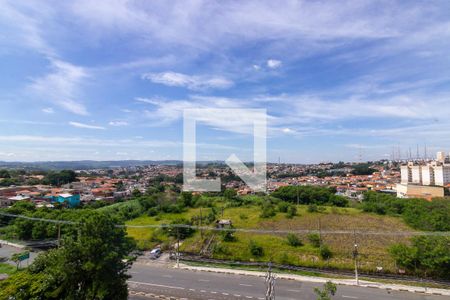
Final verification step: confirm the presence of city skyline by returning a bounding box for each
[1,1,450,162]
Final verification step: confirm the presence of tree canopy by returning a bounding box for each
[0,212,134,300]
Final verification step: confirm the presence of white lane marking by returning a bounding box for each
[234,294,241,297]
[239,284,253,287]
[200,290,206,293]
[245,297,253,299]
[162,275,173,278]
[127,281,185,290]
[189,289,196,292]
[210,291,217,294]
[342,296,358,299]
[222,292,229,295]
[287,289,301,292]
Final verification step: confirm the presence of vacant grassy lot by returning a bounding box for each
[126,202,413,273]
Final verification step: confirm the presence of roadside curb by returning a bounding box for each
[0,239,26,249]
[177,264,449,297]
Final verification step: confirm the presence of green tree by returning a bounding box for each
[0,169,11,178]
[320,245,333,260]
[287,233,302,247]
[286,205,297,218]
[249,240,264,257]
[223,188,237,200]
[314,281,337,300]
[0,212,134,300]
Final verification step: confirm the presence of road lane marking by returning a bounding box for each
[342,296,358,299]
[222,292,229,295]
[127,281,185,290]
[210,291,217,294]
[162,275,173,278]
[245,296,253,299]
[234,294,241,297]
[239,284,253,287]
[200,290,206,293]
[287,289,301,292]
[199,279,210,282]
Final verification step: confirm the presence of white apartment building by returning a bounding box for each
[399,151,450,187]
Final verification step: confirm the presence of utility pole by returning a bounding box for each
[176,226,180,268]
[265,261,276,300]
[200,208,203,239]
[57,223,61,248]
[352,230,359,285]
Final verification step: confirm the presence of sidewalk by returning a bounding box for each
[178,263,450,297]
[0,239,26,249]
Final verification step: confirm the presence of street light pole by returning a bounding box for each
[176,226,180,268]
[353,230,359,285]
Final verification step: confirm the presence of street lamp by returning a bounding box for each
[352,243,359,285]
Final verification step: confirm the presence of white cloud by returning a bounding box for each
[69,121,105,130]
[142,72,233,90]
[109,121,129,126]
[30,59,89,115]
[267,59,282,69]
[42,107,54,114]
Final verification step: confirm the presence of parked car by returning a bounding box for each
[149,248,161,259]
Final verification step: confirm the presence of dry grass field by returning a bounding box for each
[126,204,413,273]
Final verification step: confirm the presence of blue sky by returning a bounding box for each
[1,0,450,163]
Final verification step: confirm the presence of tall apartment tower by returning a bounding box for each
[437,151,446,163]
[400,152,450,187]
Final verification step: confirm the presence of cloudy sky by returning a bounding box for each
[1,0,450,163]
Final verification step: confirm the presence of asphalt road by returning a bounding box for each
[128,263,449,300]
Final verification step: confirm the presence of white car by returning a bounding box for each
[149,248,161,259]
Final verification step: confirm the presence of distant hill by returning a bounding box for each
[0,160,183,171]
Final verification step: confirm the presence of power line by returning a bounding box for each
[1,212,449,236]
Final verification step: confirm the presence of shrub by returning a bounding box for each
[278,202,289,213]
[239,214,248,220]
[212,243,230,255]
[221,228,236,242]
[308,233,321,248]
[287,233,302,247]
[307,204,319,213]
[319,245,333,260]
[286,205,297,218]
[260,202,276,218]
[249,240,264,257]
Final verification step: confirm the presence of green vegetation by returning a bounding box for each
[1,187,449,280]
[0,212,133,300]
[42,170,78,186]
[0,263,16,275]
[314,281,337,300]
[271,186,349,207]
[286,233,302,247]
[389,236,450,279]
[362,191,450,231]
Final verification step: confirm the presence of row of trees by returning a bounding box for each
[271,186,349,207]
[362,191,450,231]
